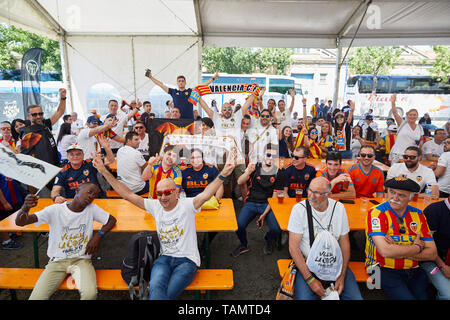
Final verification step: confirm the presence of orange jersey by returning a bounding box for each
[317,168,353,193]
[348,164,384,198]
[148,163,183,199]
[365,202,433,270]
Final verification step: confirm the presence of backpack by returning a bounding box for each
[121,231,160,300]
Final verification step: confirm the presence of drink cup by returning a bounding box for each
[277,191,284,204]
[296,189,303,202]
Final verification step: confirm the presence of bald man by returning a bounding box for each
[93,152,236,300]
[287,177,362,300]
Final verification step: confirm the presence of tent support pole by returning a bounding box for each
[59,34,74,114]
[332,37,342,110]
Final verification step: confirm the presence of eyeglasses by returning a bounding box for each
[293,155,306,160]
[396,217,406,234]
[223,108,232,111]
[307,188,328,196]
[155,188,177,197]
[30,112,44,117]
[360,153,374,158]
[403,155,417,160]
[261,114,271,118]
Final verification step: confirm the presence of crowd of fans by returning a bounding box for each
[1,72,449,301]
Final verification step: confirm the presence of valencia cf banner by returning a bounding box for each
[188,83,261,106]
[145,118,196,156]
[21,48,45,111]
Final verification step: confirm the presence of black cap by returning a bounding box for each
[201,117,214,128]
[385,177,420,193]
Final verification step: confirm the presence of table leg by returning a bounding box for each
[33,232,39,268]
[9,289,17,300]
[205,233,210,269]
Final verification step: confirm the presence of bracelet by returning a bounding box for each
[306,276,315,285]
[414,243,423,253]
[218,174,227,181]
[60,97,66,100]
[98,230,105,238]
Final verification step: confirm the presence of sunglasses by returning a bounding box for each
[396,217,406,234]
[266,153,275,158]
[30,112,44,117]
[134,126,145,129]
[155,188,177,197]
[261,114,271,118]
[293,155,306,160]
[403,155,417,160]
[360,153,374,158]
[310,131,318,135]
[1,127,11,131]
[223,108,232,111]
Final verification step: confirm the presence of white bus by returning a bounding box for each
[344,75,450,120]
[200,73,303,111]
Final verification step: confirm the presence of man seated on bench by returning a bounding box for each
[92,150,235,300]
[287,177,363,300]
[15,183,117,300]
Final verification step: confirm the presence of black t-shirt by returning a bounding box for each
[423,200,450,260]
[282,164,316,197]
[20,118,60,167]
[247,164,285,203]
[168,88,194,119]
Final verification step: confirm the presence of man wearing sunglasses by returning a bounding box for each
[247,109,279,163]
[348,145,385,198]
[387,146,439,198]
[232,144,284,257]
[287,177,362,300]
[20,88,67,196]
[133,121,149,160]
[283,146,316,198]
[365,177,437,300]
[275,89,295,129]
[92,152,235,300]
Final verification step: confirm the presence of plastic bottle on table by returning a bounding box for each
[424,184,432,205]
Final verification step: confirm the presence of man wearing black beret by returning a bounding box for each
[365,177,437,300]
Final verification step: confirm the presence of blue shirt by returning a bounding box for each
[282,164,316,197]
[168,88,194,119]
[54,160,99,198]
[182,164,219,197]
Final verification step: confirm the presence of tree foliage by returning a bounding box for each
[348,46,403,76]
[0,24,61,72]
[429,45,450,82]
[202,47,294,75]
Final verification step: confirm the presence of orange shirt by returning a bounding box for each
[348,163,384,198]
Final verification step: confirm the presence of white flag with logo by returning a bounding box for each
[0,144,61,190]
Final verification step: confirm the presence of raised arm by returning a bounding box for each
[288,89,295,113]
[346,100,355,125]
[88,118,114,138]
[15,194,39,226]
[302,96,307,125]
[92,153,146,210]
[50,88,67,126]
[237,162,256,185]
[390,94,403,126]
[146,70,169,93]
[241,94,255,117]
[200,71,219,86]
[198,96,214,119]
[97,135,115,165]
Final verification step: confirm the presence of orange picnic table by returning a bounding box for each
[0,198,236,268]
[278,158,390,172]
[268,197,442,231]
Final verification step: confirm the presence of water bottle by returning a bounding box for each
[424,184,432,205]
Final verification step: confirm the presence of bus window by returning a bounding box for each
[358,77,373,93]
[294,83,302,96]
[269,78,294,94]
[347,76,358,87]
[391,76,410,93]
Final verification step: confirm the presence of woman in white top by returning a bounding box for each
[350,125,366,159]
[56,122,77,162]
[389,94,424,164]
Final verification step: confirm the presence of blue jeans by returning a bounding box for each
[380,267,429,300]
[294,269,363,300]
[149,255,198,300]
[236,201,281,247]
[421,261,450,300]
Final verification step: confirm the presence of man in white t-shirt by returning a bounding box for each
[70,112,84,135]
[287,177,362,300]
[116,131,149,195]
[275,89,295,130]
[133,121,150,160]
[423,128,446,161]
[15,183,117,300]
[247,108,279,163]
[434,136,450,197]
[77,115,124,161]
[92,152,236,300]
[387,146,439,197]
[100,99,140,154]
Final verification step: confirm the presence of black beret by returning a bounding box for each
[201,117,214,128]
[385,177,420,193]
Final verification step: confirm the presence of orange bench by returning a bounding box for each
[277,259,371,284]
[106,190,149,198]
[0,268,233,300]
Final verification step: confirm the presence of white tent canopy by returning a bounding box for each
[1,0,450,116]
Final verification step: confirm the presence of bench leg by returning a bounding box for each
[33,232,39,268]
[9,289,17,300]
[205,233,210,269]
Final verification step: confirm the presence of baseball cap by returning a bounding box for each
[66,143,84,153]
[335,112,345,118]
[228,98,236,103]
[87,115,101,124]
[388,125,398,132]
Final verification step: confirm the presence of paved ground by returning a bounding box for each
[0,198,397,301]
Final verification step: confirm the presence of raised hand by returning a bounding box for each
[59,88,67,99]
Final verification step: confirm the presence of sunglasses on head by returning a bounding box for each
[30,112,44,117]
[293,155,306,160]
[155,188,177,197]
[403,155,417,160]
[360,153,374,158]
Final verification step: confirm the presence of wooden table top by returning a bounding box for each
[268,197,442,231]
[278,158,390,172]
[0,198,237,233]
